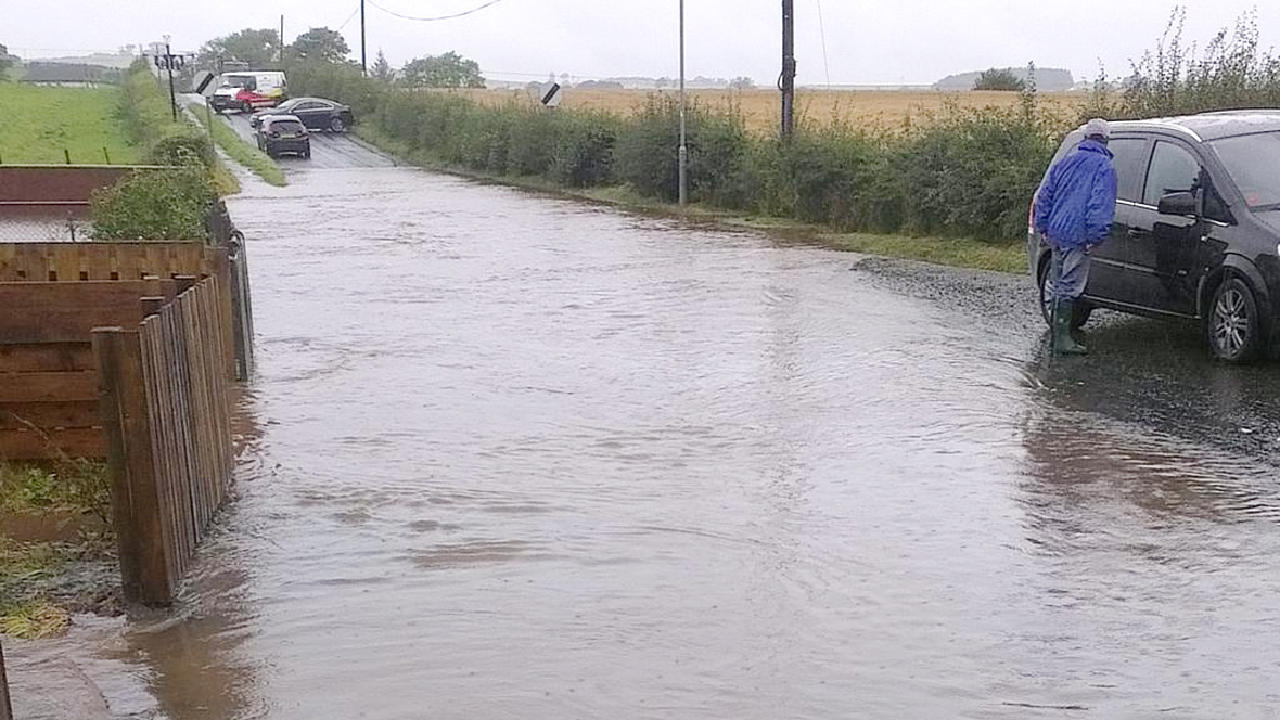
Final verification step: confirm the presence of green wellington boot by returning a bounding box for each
[1053,299,1088,356]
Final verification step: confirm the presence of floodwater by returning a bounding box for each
[94,161,1280,718]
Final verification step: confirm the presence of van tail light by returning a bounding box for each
[1027,200,1036,233]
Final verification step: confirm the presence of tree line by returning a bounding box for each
[197,27,484,88]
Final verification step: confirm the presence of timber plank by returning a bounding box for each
[0,372,97,402]
[0,343,94,373]
[0,400,100,429]
[0,426,103,460]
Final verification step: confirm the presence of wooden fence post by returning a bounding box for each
[0,636,12,720]
[93,326,174,606]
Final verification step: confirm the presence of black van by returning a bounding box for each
[1028,112,1280,362]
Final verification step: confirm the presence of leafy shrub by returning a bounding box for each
[146,131,217,167]
[90,165,216,242]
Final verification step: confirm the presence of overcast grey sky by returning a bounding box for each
[7,0,1280,85]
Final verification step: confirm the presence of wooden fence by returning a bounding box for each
[0,637,11,720]
[0,279,178,460]
[94,277,234,605]
[0,242,253,381]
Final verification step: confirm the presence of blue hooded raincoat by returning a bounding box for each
[1034,139,1117,249]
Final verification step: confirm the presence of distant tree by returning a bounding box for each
[399,51,484,88]
[371,49,393,80]
[0,43,17,77]
[289,27,350,65]
[729,76,756,90]
[198,29,281,68]
[973,67,1025,91]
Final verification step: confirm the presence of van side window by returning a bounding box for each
[1143,141,1200,207]
[1107,138,1149,203]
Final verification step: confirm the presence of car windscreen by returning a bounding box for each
[1210,131,1280,209]
[269,120,305,133]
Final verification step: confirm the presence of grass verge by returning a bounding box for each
[0,84,141,165]
[354,125,1025,274]
[189,105,286,187]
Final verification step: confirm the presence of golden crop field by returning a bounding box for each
[448,88,1086,134]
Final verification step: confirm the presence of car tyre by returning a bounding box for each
[1037,259,1091,329]
[329,116,347,132]
[1206,275,1262,362]
[302,147,311,159]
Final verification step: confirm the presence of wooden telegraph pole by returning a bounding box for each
[781,0,796,141]
[360,0,368,76]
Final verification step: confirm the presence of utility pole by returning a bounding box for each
[781,0,796,141]
[153,36,184,122]
[677,0,688,206]
[360,0,368,76]
[279,15,285,63]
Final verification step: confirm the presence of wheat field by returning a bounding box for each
[448,88,1085,133]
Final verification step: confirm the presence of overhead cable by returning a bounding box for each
[365,0,509,22]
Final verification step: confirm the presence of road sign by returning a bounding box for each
[539,82,562,108]
[193,72,217,95]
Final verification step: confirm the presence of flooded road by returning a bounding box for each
[105,165,1280,718]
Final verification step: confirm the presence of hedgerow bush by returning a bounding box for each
[284,9,1280,245]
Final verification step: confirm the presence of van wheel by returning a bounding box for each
[1206,275,1262,362]
[242,102,253,114]
[1038,259,1092,329]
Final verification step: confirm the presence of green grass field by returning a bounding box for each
[0,83,141,165]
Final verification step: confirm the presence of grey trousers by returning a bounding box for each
[1049,244,1091,301]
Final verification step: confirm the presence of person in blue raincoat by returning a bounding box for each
[1034,118,1117,356]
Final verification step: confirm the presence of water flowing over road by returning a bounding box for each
[91,159,1280,718]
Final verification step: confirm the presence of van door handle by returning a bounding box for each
[1127,228,1148,240]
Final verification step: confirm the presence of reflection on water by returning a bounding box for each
[87,168,1280,719]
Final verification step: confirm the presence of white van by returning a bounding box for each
[210,71,288,114]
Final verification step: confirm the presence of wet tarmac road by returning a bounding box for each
[215,110,396,170]
[84,161,1280,718]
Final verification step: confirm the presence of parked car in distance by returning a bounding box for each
[1029,111,1280,362]
[255,115,310,159]
[249,97,354,132]
[211,71,287,114]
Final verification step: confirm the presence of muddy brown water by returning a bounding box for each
[79,165,1280,718]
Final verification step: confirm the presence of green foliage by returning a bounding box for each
[0,461,110,521]
[974,67,1025,91]
[197,28,281,68]
[288,27,351,65]
[290,62,1065,243]
[90,164,216,242]
[399,51,485,89]
[371,49,393,81]
[0,42,15,76]
[1107,8,1280,119]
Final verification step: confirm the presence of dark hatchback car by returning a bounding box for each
[249,97,354,132]
[1029,112,1280,362]
[256,115,310,159]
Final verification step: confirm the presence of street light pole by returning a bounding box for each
[678,0,688,206]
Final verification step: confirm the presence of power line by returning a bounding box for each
[337,5,362,32]
[365,0,509,22]
[815,0,831,87]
